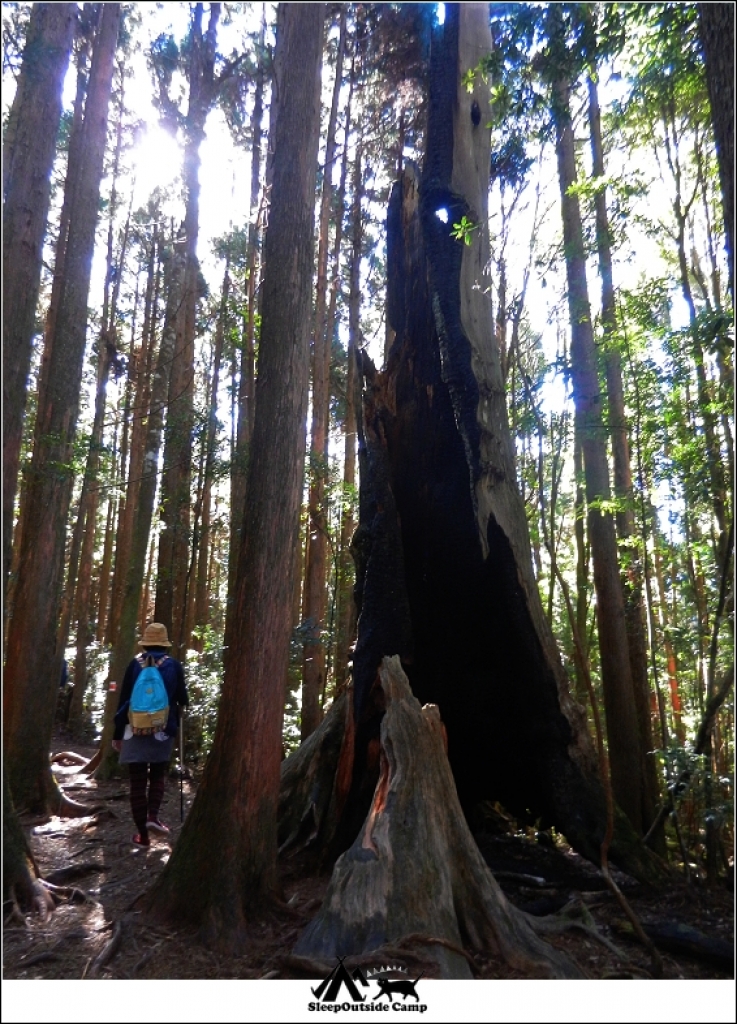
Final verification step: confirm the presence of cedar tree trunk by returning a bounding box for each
[2,3,76,602]
[3,5,121,813]
[145,2,325,949]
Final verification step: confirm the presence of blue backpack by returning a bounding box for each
[129,655,169,735]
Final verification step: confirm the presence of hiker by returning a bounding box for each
[112,622,188,848]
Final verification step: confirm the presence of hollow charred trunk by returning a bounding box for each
[296,5,664,888]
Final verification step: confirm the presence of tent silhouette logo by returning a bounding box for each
[311,956,368,1003]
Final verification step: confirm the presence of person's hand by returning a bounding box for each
[112,740,122,752]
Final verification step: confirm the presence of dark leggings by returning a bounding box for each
[128,762,167,839]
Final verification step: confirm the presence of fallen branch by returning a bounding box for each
[612,918,735,970]
[50,751,89,766]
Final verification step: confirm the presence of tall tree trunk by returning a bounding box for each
[146,2,325,946]
[96,236,187,778]
[3,3,76,605]
[587,72,662,847]
[698,2,734,299]
[192,262,230,647]
[548,18,645,834]
[301,8,348,739]
[229,14,266,597]
[107,230,159,646]
[335,143,363,680]
[3,5,121,813]
[155,3,222,656]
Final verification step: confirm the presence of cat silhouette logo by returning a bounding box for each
[372,973,423,1003]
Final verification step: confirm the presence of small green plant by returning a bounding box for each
[450,214,478,245]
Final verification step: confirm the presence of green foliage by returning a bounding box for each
[183,629,224,769]
[450,214,478,246]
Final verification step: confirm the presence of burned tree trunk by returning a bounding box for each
[281,5,665,897]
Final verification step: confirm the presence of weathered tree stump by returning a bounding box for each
[294,657,583,979]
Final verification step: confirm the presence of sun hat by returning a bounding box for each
[139,622,173,648]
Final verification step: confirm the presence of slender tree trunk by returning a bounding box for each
[548,21,644,833]
[146,3,324,946]
[96,236,187,778]
[3,5,120,812]
[335,143,363,679]
[155,4,223,657]
[587,73,662,846]
[229,14,266,595]
[95,432,118,643]
[192,262,229,647]
[301,8,348,739]
[2,3,76,605]
[107,232,159,646]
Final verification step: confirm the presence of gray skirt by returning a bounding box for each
[119,733,175,765]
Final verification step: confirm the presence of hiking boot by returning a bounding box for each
[146,817,170,834]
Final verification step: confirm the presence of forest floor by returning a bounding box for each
[4,729,734,984]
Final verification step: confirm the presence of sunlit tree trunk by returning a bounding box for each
[3,4,121,813]
[335,142,363,680]
[302,8,348,739]
[587,72,662,846]
[155,4,222,655]
[548,9,645,833]
[146,3,324,946]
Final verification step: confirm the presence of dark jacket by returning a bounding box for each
[113,647,188,740]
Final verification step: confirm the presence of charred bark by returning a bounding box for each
[331,6,663,886]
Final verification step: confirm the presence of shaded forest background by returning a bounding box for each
[2,0,734,989]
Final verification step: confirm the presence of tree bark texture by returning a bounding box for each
[342,6,664,884]
[2,2,76,602]
[3,5,121,813]
[294,657,582,979]
[155,3,221,655]
[95,236,186,779]
[698,3,734,298]
[301,8,348,740]
[146,2,325,948]
[587,72,662,849]
[549,37,645,836]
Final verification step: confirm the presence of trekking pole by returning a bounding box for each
[179,710,185,823]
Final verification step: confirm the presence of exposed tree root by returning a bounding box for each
[45,863,105,886]
[40,880,93,905]
[89,919,125,978]
[525,898,628,960]
[294,657,584,980]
